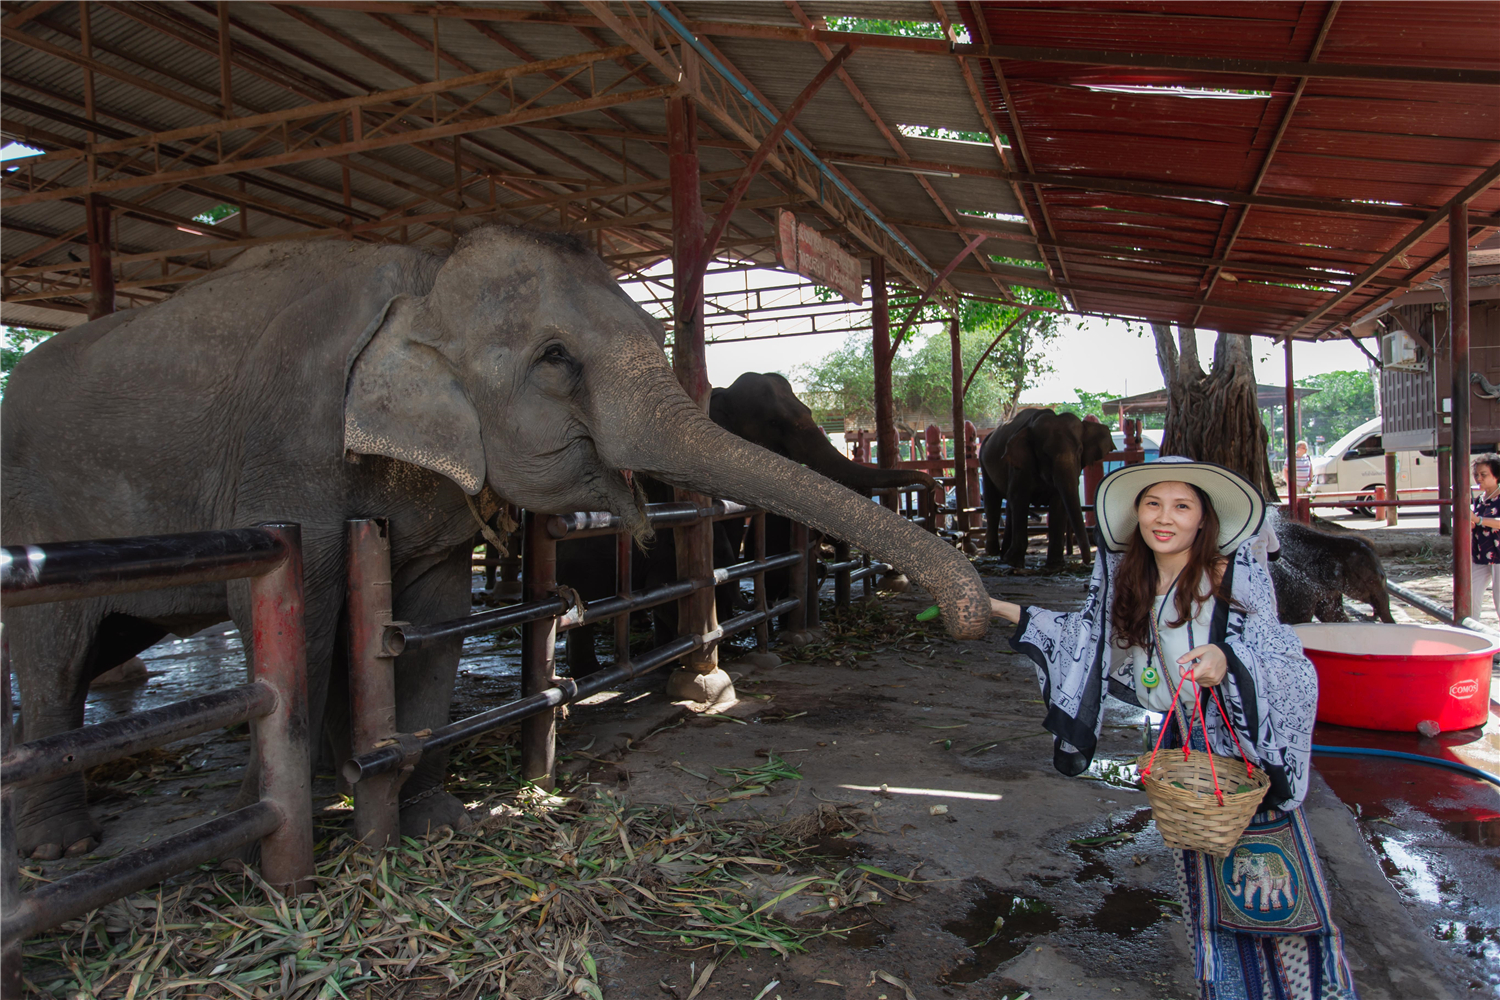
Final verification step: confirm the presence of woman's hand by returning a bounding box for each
[1179,643,1228,686]
[990,597,1023,623]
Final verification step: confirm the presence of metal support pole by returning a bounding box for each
[520,511,557,788]
[85,194,113,321]
[1285,337,1298,519]
[788,521,809,632]
[1385,452,1400,527]
[949,315,969,539]
[834,539,851,611]
[614,529,632,663]
[872,256,897,513]
[804,525,821,631]
[247,524,313,894]
[668,94,708,409]
[1439,446,1453,535]
[1,636,20,1000]
[751,513,769,650]
[346,519,399,848]
[1451,203,1472,623]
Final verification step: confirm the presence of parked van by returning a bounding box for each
[1307,416,1439,515]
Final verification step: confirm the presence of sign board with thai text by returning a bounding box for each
[776,209,863,304]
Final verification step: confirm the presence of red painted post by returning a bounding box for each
[964,420,980,521]
[85,194,114,320]
[248,524,313,894]
[949,316,969,541]
[1384,452,1400,527]
[1123,418,1145,465]
[872,256,897,512]
[346,519,399,848]
[1451,202,1472,623]
[615,529,632,664]
[520,511,558,788]
[2,637,20,1000]
[1285,338,1299,519]
[926,423,944,532]
[668,93,718,676]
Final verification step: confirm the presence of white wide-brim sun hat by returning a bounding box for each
[1095,456,1265,555]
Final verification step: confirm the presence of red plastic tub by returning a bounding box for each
[1294,623,1498,732]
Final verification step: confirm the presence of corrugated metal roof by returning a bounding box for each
[959,0,1500,339]
[3,0,1495,342]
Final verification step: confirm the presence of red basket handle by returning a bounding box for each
[1140,658,1257,807]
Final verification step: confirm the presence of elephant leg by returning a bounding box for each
[1369,587,1396,623]
[982,468,1004,556]
[564,624,602,676]
[11,602,167,857]
[1004,489,1029,567]
[1046,496,1068,568]
[389,545,474,837]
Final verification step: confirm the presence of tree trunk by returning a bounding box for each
[1153,323,1279,501]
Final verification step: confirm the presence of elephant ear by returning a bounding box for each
[1003,428,1034,470]
[1082,424,1114,466]
[343,296,486,495]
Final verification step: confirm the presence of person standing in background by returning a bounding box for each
[1295,440,1313,492]
[1470,454,1500,620]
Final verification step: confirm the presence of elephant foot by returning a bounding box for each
[666,667,737,712]
[879,571,910,594]
[18,806,102,861]
[399,788,474,840]
[725,650,781,670]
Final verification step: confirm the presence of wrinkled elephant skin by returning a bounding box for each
[2,227,990,858]
[556,372,939,674]
[980,408,1113,568]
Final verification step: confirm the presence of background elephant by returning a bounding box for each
[557,372,938,673]
[981,408,1113,568]
[2,226,990,859]
[1267,509,1394,623]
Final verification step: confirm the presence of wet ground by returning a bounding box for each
[12,546,1500,997]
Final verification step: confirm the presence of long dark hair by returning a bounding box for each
[1111,483,1231,650]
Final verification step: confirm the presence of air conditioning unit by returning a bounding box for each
[1381,329,1426,372]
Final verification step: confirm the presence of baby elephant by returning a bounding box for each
[1270,511,1395,623]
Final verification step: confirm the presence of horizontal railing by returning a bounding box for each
[0,526,314,987]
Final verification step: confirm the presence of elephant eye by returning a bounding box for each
[541,343,571,363]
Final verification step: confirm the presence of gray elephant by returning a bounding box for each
[1,226,991,859]
[556,372,938,674]
[1268,509,1394,623]
[981,408,1113,568]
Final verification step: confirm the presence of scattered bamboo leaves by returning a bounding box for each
[21,737,874,999]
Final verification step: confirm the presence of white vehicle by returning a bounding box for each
[1307,416,1440,516]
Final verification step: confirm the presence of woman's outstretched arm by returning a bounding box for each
[991,597,1023,623]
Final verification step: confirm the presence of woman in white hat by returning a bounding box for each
[991,457,1356,1000]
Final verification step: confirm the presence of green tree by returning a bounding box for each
[1295,370,1376,448]
[1,326,55,394]
[797,287,1068,426]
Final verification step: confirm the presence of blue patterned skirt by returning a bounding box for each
[1166,726,1358,999]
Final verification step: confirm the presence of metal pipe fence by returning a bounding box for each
[0,525,314,990]
[341,499,887,843]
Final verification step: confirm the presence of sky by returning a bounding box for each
[642,266,1373,404]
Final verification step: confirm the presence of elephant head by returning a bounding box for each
[709,372,939,494]
[343,226,989,637]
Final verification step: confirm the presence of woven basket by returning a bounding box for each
[1136,749,1271,857]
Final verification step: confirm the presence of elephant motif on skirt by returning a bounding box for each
[1228,847,1294,912]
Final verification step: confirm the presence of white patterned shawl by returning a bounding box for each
[1010,537,1316,810]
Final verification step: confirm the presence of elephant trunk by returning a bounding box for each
[794,431,940,493]
[592,362,989,639]
[1056,459,1092,562]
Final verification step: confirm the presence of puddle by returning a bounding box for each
[1080,755,1144,791]
[940,881,1060,984]
[1065,808,1153,882]
[1084,886,1172,936]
